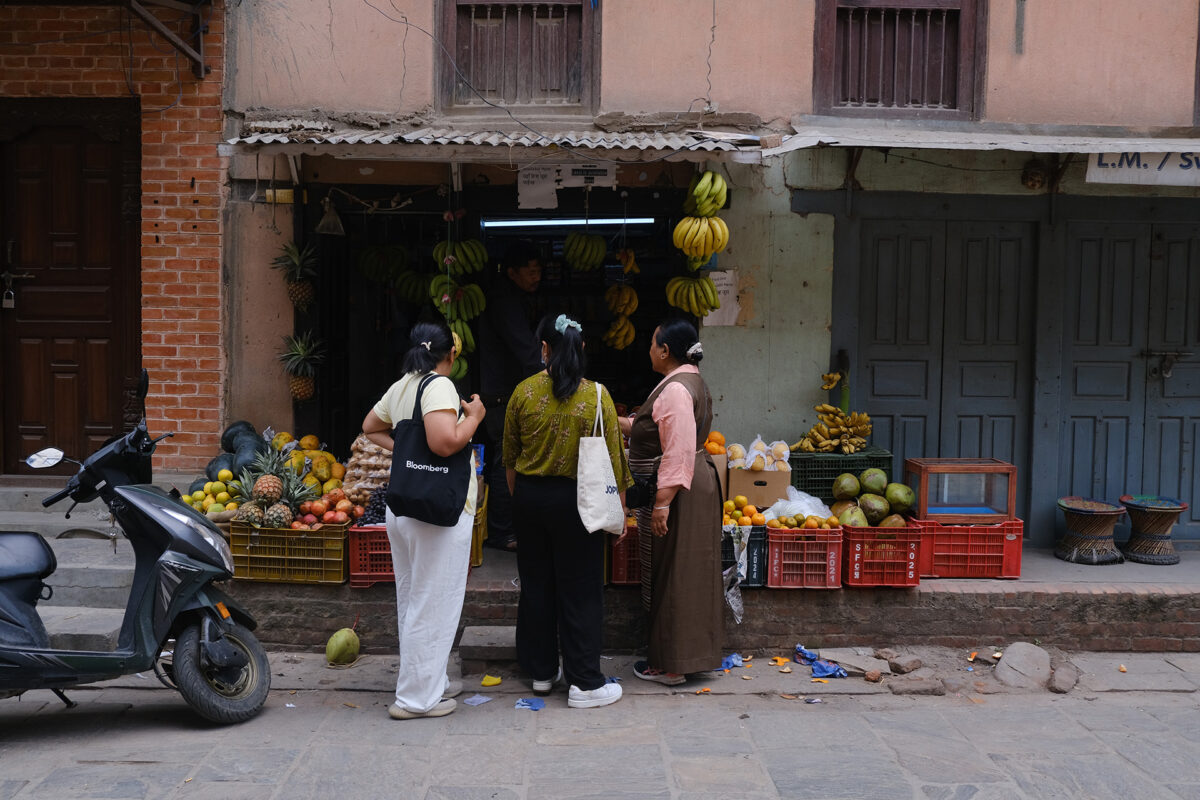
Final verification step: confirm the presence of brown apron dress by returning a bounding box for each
[628,371,724,674]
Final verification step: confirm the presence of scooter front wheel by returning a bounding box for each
[174,620,271,724]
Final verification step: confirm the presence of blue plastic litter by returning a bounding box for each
[606,675,622,683]
[795,644,847,678]
[514,697,545,710]
[720,653,745,670]
[463,694,492,706]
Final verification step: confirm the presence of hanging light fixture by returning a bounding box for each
[315,194,345,236]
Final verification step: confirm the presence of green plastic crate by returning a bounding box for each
[789,446,894,504]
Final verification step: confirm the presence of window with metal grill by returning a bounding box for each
[439,1,598,114]
[814,0,984,119]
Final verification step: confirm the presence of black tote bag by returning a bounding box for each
[385,374,471,526]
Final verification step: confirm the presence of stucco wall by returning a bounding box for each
[597,0,812,125]
[227,0,436,113]
[985,0,1198,126]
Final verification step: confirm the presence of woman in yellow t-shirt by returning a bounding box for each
[361,321,485,720]
[504,313,633,709]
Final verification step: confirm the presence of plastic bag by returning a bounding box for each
[765,486,832,523]
[728,457,746,470]
[748,435,768,455]
[767,440,791,463]
[726,442,747,460]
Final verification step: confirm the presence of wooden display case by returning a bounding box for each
[903,458,1017,524]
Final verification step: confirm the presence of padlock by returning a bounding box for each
[2,290,13,309]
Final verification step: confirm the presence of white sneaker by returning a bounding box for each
[567,682,622,709]
[532,666,563,695]
[443,679,463,699]
[389,698,456,719]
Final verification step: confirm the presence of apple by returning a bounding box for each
[299,501,312,515]
[335,499,353,513]
[302,513,318,525]
[310,500,328,517]
[290,521,304,530]
[352,505,365,518]
[322,510,337,523]
[333,510,349,524]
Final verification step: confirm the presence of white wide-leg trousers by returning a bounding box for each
[386,507,472,713]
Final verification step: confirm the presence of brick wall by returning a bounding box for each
[0,3,225,472]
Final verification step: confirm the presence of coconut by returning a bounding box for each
[326,627,360,665]
[830,499,858,518]
[858,493,890,525]
[832,473,861,500]
[885,482,916,514]
[859,468,888,496]
[878,513,907,528]
[838,506,869,527]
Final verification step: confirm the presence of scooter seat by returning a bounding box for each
[0,532,56,581]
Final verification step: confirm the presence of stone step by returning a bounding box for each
[40,606,124,652]
[458,625,517,674]
[0,509,120,539]
[0,485,108,514]
[45,537,135,609]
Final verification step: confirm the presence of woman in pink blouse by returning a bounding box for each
[619,318,723,685]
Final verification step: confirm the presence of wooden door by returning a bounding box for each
[1141,225,1200,540]
[0,99,140,474]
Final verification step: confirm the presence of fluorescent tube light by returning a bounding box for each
[481,217,655,229]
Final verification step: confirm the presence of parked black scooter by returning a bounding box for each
[0,372,270,724]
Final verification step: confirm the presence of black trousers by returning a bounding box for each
[483,412,515,544]
[512,474,606,692]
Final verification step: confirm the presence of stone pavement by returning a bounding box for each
[3,648,1200,799]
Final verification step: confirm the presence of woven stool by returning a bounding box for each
[1056,497,1126,565]
[1119,495,1188,566]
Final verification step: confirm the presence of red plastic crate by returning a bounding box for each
[841,527,921,587]
[609,523,641,585]
[766,528,842,589]
[348,525,393,588]
[915,519,1023,579]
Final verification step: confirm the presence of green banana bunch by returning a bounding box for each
[602,314,635,350]
[603,284,639,316]
[449,353,468,381]
[393,270,431,304]
[564,232,607,271]
[432,239,489,276]
[447,317,476,354]
[430,275,487,321]
[665,274,721,318]
[672,215,730,259]
[357,245,408,284]
[682,170,728,218]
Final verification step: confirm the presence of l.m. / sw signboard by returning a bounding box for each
[1086,152,1200,185]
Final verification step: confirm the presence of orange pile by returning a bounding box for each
[704,429,725,455]
[722,494,766,527]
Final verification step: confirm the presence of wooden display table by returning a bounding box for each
[903,458,1016,524]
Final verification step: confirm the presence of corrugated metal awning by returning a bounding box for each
[223,120,755,161]
[762,124,1200,157]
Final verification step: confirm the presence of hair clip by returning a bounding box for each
[554,314,582,334]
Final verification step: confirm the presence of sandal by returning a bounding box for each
[633,660,686,686]
[484,534,518,552]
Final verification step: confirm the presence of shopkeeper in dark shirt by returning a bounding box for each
[477,241,543,551]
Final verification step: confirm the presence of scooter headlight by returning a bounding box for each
[161,507,235,574]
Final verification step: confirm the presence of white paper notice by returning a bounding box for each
[518,165,558,208]
[559,163,617,188]
[703,270,739,326]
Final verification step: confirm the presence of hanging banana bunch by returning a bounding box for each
[393,270,432,304]
[602,315,636,350]
[564,232,606,271]
[604,284,639,316]
[792,404,873,454]
[616,248,641,274]
[666,274,720,318]
[432,239,489,276]
[683,169,728,218]
[429,274,486,321]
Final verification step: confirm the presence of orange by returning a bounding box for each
[707,430,726,446]
[827,516,841,527]
[742,505,757,517]
[705,441,724,455]
[723,499,736,514]
[737,516,752,526]
[804,517,820,529]
[733,495,748,510]
[723,515,733,525]
[750,512,766,526]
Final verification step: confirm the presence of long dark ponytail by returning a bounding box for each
[401,320,453,374]
[536,313,586,401]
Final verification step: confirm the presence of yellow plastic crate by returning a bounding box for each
[229,522,348,584]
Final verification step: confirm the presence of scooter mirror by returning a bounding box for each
[26,448,64,469]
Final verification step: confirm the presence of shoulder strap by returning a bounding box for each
[410,373,438,422]
[591,382,604,437]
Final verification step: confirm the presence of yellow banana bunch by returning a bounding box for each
[432,239,488,276]
[665,274,721,317]
[604,284,639,316]
[602,314,636,350]
[616,248,641,274]
[672,215,730,259]
[683,170,728,218]
[792,404,872,453]
[429,275,487,320]
[564,232,606,271]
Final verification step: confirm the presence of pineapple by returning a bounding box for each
[252,474,283,505]
[271,242,318,312]
[233,502,265,527]
[281,466,318,512]
[278,332,325,402]
[263,502,293,529]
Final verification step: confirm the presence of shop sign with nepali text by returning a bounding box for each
[1085,152,1200,186]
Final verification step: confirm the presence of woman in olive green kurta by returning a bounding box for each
[503,314,632,706]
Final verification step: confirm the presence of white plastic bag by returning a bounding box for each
[767,440,791,463]
[765,486,832,523]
